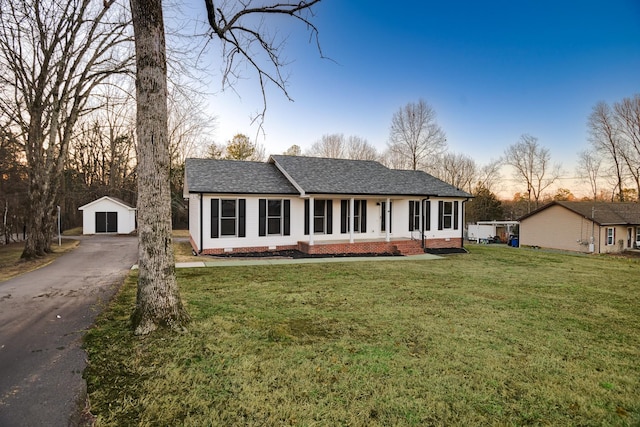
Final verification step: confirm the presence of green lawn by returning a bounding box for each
[0,239,79,282]
[84,245,640,426]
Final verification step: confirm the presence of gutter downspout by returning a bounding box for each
[199,193,203,254]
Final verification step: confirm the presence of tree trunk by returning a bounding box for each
[22,186,53,258]
[130,0,189,335]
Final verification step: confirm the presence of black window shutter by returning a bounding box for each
[304,199,309,235]
[409,201,415,231]
[361,201,367,231]
[438,201,444,230]
[340,200,348,233]
[211,198,219,238]
[326,200,333,234]
[425,201,431,231]
[238,199,246,237]
[454,201,459,230]
[258,199,266,236]
[283,200,290,236]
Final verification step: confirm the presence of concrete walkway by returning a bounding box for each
[172,253,442,268]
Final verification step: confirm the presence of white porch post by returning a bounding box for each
[349,197,355,243]
[308,197,314,246]
[385,197,391,243]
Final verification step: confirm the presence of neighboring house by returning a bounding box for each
[518,201,640,254]
[183,155,472,256]
[78,196,137,235]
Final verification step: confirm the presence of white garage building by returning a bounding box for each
[78,196,136,235]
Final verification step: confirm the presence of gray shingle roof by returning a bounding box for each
[184,158,299,194]
[270,155,472,197]
[184,156,472,198]
[519,201,640,225]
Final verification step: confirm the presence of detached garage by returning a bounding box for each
[79,196,136,235]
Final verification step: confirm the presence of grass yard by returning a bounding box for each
[0,239,79,282]
[84,245,640,426]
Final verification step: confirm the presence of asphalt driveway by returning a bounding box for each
[0,235,138,427]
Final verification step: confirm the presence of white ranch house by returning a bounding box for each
[184,155,472,256]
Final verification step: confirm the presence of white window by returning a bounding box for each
[220,199,237,236]
[438,200,459,231]
[409,200,420,231]
[606,227,615,245]
[211,198,245,238]
[259,199,290,236]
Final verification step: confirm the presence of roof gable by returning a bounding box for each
[184,158,299,195]
[519,201,640,225]
[78,196,136,211]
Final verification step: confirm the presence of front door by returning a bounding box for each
[95,211,118,233]
[380,201,392,233]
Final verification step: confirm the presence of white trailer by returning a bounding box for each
[467,221,519,243]
[467,224,495,242]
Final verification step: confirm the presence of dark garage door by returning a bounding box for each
[95,211,118,233]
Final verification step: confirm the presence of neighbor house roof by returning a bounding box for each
[184,158,299,195]
[519,201,640,225]
[269,155,472,197]
[184,156,472,198]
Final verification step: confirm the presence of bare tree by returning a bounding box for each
[387,99,447,172]
[588,102,627,201]
[130,0,322,334]
[503,134,562,212]
[435,152,477,192]
[576,149,602,200]
[476,158,502,194]
[0,125,28,244]
[307,133,346,158]
[345,135,379,161]
[167,85,215,166]
[307,133,378,160]
[380,147,412,170]
[69,85,137,192]
[0,0,132,259]
[613,95,640,200]
[204,0,322,127]
[283,144,302,156]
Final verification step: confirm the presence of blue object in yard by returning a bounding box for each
[511,237,519,247]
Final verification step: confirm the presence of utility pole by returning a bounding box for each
[589,206,595,253]
[57,206,61,247]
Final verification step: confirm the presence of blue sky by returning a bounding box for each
[181,0,639,194]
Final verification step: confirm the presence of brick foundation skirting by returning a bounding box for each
[298,240,399,255]
[423,238,463,249]
[198,245,299,255]
[190,237,463,256]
